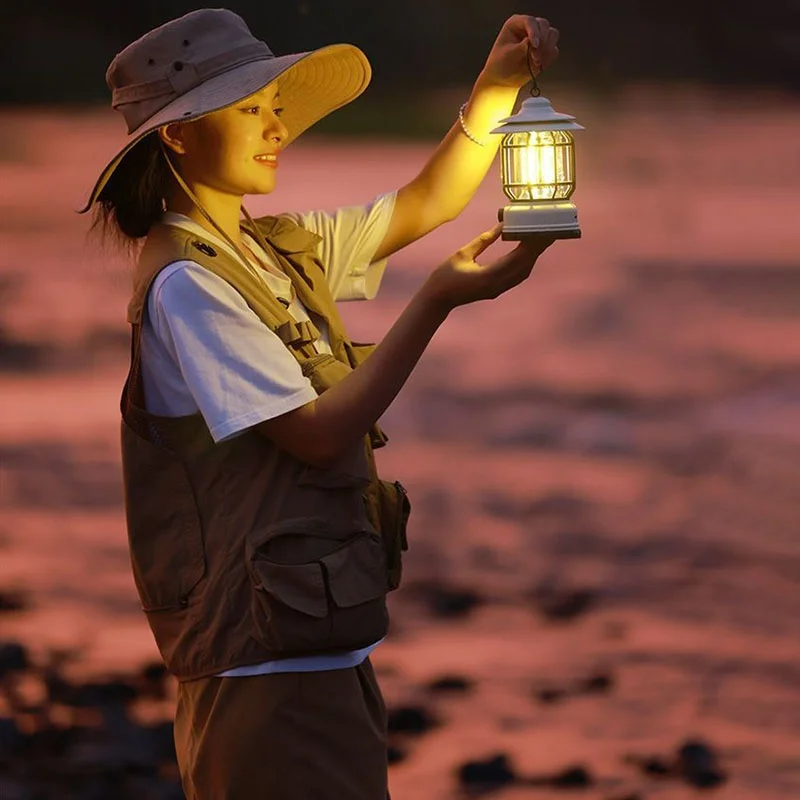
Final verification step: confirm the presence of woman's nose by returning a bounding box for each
[264,114,288,145]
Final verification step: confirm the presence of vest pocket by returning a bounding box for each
[246,519,388,656]
[121,424,206,612]
[367,480,411,592]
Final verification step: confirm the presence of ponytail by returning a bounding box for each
[90,133,171,247]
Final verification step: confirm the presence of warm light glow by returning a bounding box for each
[501,130,576,202]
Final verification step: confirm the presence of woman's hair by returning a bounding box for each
[90,132,172,249]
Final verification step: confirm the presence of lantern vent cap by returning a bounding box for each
[491,95,584,134]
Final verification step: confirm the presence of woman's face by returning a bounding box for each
[165,81,288,197]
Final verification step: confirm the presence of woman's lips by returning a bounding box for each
[254,154,278,169]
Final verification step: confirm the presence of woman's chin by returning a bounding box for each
[248,173,278,195]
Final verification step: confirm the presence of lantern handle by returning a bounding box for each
[527,41,541,97]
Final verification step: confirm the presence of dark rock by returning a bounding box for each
[69,679,140,708]
[142,662,168,682]
[427,674,473,693]
[387,744,407,765]
[44,673,141,709]
[578,670,615,695]
[457,753,517,794]
[534,686,567,704]
[23,725,76,759]
[428,586,484,619]
[0,641,29,678]
[547,765,594,789]
[0,716,25,756]
[43,670,74,705]
[0,591,27,613]
[624,753,673,778]
[676,738,727,789]
[532,587,599,623]
[387,705,437,736]
[0,329,49,372]
[641,756,673,777]
[144,720,177,765]
[140,661,169,699]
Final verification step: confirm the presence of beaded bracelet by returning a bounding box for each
[458,102,486,147]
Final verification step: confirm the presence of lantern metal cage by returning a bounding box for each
[492,96,584,240]
[500,129,576,202]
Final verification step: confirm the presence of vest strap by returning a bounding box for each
[275,318,321,347]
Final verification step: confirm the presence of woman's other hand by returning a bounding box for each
[481,15,560,88]
[423,223,554,312]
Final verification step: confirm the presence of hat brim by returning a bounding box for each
[79,43,370,212]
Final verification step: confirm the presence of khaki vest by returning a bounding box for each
[120,215,409,682]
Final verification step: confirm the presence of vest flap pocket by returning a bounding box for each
[252,560,328,618]
[321,534,387,608]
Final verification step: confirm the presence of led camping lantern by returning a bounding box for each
[491,95,584,240]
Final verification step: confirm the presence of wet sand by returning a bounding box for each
[1,85,799,798]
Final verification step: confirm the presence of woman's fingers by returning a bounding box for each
[458,223,503,261]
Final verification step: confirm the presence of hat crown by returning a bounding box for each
[105,9,273,133]
[107,9,267,91]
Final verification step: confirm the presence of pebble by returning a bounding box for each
[427,674,473,693]
[677,738,727,789]
[387,705,437,735]
[625,739,728,789]
[534,685,568,704]
[387,744,407,765]
[534,668,616,705]
[578,669,615,695]
[0,716,25,755]
[457,753,517,794]
[0,591,27,613]
[547,765,594,789]
[531,586,599,622]
[428,586,484,619]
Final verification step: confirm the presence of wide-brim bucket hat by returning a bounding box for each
[80,8,370,212]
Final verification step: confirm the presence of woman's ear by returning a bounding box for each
[158,123,187,156]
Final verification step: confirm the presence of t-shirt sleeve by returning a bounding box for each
[147,262,318,444]
[279,191,397,302]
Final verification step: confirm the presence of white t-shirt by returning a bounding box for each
[138,192,396,676]
[141,192,395,443]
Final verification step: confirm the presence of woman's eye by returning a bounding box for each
[242,106,260,115]
[273,107,285,118]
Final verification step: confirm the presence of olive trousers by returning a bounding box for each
[174,657,390,799]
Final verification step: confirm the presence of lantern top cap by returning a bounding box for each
[491,95,584,134]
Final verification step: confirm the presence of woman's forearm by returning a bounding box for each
[412,74,519,224]
[311,283,449,463]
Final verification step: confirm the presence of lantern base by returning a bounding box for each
[498,202,581,240]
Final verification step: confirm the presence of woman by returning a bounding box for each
[82,8,559,799]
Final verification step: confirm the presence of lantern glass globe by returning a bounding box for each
[501,129,576,202]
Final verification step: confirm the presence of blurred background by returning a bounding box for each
[1,2,799,799]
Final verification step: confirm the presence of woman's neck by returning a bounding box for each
[165,186,244,251]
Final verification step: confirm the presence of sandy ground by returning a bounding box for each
[1,85,799,798]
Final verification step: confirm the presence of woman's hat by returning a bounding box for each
[80,8,370,212]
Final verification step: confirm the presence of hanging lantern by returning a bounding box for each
[491,95,584,240]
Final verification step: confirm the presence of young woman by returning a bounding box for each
[83,8,559,799]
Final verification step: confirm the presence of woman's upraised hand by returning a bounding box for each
[480,15,560,89]
[423,223,554,312]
